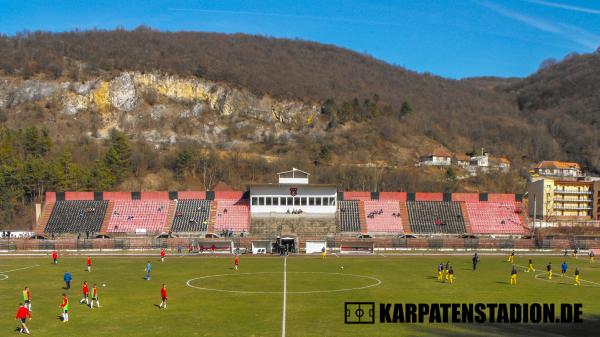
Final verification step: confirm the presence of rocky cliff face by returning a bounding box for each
[0,72,321,147]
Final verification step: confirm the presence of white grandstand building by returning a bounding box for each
[249,168,337,215]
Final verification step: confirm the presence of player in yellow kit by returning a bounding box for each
[526,259,535,272]
[510,265,517,285]
[574,268,581,286]
[507,250,515,263]
[546,262,553,280]
[448,266,455,284]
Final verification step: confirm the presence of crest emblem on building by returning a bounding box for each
[289,188,298,196]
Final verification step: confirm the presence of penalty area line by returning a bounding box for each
[0,264,40,274]
[0,264,40,281]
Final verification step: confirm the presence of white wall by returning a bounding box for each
[306,241,326,254]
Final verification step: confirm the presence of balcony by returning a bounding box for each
[553,190,593,195]
[553,198,593,202]
[553,205,593,210]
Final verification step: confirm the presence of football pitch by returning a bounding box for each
[1,253,600,336]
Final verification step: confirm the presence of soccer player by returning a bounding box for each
[145,261,152,281]
[63,272,72,290]
[472,253,479,271]
[561,261,568,277]
[80,281,90,305]
[510,265,517,285]
[546,262,553,280]
[437,262,444,281]
[59,293,69,322]
[159,284,168,309]
[86,256,92,272]
[448,266,455,284]
[234,255,239,272]
[526,259,535,272]
[574,268,581,286]
[573,248,578,259]
[590,250,595,263]
[160,249,166,263]
[52,250,59,264]
[444,261,450,281]
[15,303,31,334]
[507,250,515,263]
[90,284,100,308]
[22,287,31,311]
[321,246,326,259]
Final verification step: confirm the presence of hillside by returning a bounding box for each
[507,51,600,173]
[0,28,598,228]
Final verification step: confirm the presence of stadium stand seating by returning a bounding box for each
[171,200,212,232]
[214,200,250,232]
[45,200,108,233]
[364,200,403,233]
[338,201,361,232]
[107,200,170,233]
[464,202,527,234]
[406,201,466,234]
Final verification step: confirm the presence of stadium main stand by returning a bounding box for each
[214,200,250,232]
[407,201,466,234]
[107,200,171,233]
[338,200,361,232]
[171,200,212,232]
[465,202,527,234]
[45,200,108,234]
[364,200,403,233]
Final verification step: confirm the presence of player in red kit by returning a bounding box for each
[159,284,168,309]
[80,281,90,305]
[234,255,239,272]
[15,303,31,334]
[86,256,92,272]
[52,250,58,264]
[160,249,166,263]
[59,293,69,322]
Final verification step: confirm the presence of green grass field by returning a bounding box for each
[1,253,599,336]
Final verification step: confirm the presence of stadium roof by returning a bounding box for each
[248,183,336,188]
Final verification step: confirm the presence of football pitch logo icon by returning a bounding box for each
[345,302,375,324]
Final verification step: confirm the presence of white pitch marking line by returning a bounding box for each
[0,265,40,281]
[186,272,382,294]
[515,263,600,287]
[282,256,287,337]
[0,265,40,274]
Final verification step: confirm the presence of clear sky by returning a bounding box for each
[1,0,599,78]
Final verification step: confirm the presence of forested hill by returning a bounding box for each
[0,28,599,228]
